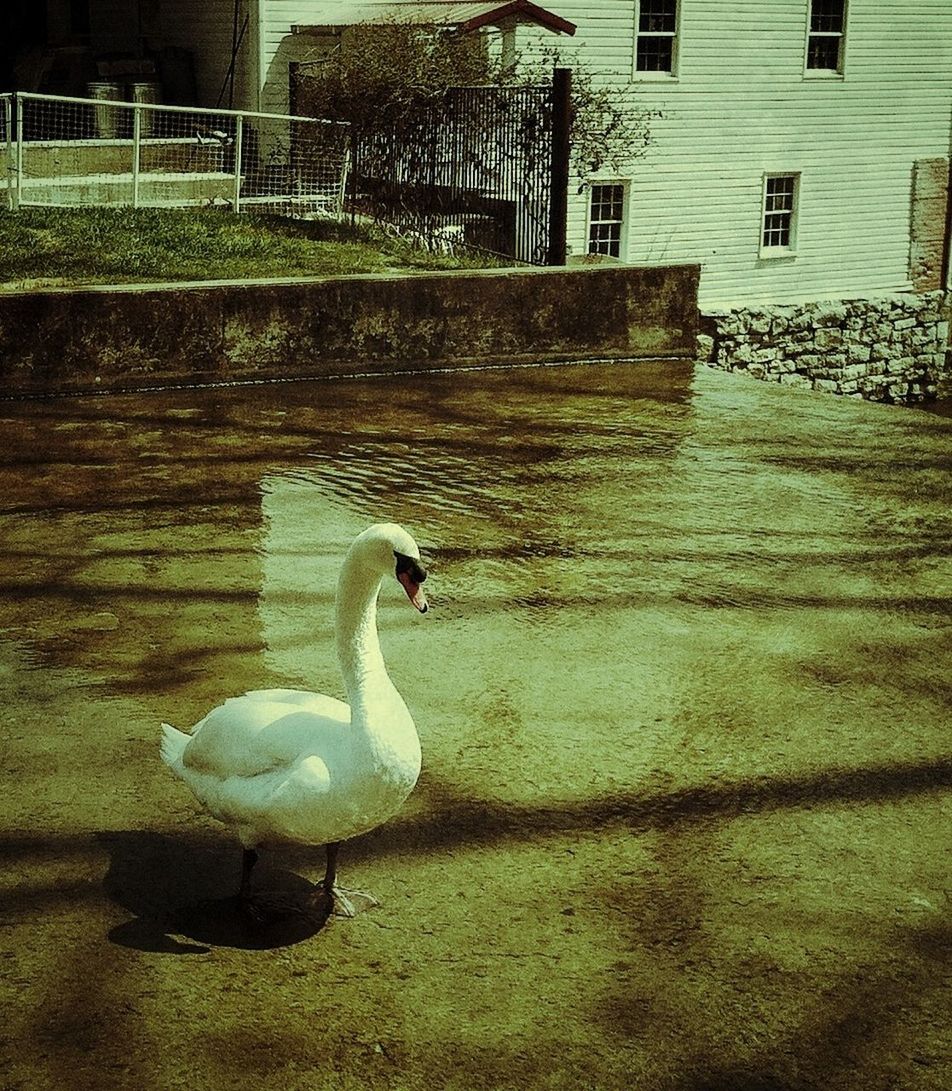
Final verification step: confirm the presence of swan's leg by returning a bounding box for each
[238,847,258,901]
[323,841,340,889]
[238,847,290,925]
[321,841,379,917]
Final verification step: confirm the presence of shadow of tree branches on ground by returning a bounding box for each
[1,752,947,949]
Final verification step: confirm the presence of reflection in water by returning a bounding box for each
[0,362,948,724]
[1,361,950,1088]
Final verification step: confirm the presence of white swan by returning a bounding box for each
[160,522,427,918]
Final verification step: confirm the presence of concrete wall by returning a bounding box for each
[910,159,951,293]
[0,263,699,395]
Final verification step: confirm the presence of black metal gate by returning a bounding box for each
[293,67,571,265]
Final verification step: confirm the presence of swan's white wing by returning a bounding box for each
[243,688,349,719]
[177,700,372,846]
[181,694,350,779]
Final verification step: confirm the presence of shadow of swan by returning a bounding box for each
[98,830,331,952]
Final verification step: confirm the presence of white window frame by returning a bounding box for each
[587,181,629,260]
[759,173,801,259]
[633,0,680,80]
[804,0,848,78]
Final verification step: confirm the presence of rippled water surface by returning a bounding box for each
[1,362,950,1090]
[3,363,948,768]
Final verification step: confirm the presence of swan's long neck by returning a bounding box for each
[335,552,397,724]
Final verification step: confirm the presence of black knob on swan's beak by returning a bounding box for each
[395,552,428,612]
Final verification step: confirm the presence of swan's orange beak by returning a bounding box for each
[397,570,428,613]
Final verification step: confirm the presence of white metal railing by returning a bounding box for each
[1,93,13,211]
[1,91,349,217]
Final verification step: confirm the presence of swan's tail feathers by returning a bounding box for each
[160,723,190,771]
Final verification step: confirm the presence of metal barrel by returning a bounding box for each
[128,81,161,136]
[86,81,122,139]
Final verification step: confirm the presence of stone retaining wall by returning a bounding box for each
[700,291,951,404]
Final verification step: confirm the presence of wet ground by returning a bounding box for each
[0,362,950,1091]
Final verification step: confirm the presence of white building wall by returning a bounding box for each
[541,0,952,308]
[246,1,952,309]
[256,2,349,115]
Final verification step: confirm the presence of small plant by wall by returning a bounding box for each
[699,291,951,405]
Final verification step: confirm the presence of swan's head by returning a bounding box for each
[353,523,428,613]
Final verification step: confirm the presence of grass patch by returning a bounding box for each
[0,206,503,288]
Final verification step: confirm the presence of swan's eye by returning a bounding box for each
[394,551,426,584]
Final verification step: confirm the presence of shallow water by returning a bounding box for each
[1,362,950,1090]
[2,362,948,771]
[2,359,950,849]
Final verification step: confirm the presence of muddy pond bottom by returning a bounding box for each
[0,362,949,1091]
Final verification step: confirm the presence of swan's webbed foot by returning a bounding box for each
[320,841,379,917]
[234,844,378,924]
[320,883,379,918]
[238,888,330,927]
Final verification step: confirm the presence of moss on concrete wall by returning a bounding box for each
[0,263,699,395]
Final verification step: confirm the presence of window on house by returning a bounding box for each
[806,0,847,72]
[635,0,678,74]
[761,174,799,253]
[588,183,626,258]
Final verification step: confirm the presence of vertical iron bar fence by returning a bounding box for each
[344,72,568,265]
[548,68,572,266]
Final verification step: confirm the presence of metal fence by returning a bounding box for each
[1,92,349,217]
[354,84,552,264]
[292,68,571,265]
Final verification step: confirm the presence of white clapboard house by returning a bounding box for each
[167,0,952,309]
[9,1,952,309]
[525,0,952,309]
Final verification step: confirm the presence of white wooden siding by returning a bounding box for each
[255,2,581,119]
[258,2,355,115]
[543,0,952,307]
[250,1,951,308]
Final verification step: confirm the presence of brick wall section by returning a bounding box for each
[0,263,699,395]
[699,292,951,405]
[910,158,951,292]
